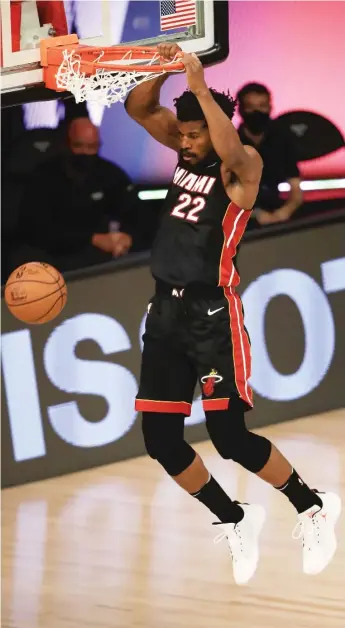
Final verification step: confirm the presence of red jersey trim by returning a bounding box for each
[219,202,251,287]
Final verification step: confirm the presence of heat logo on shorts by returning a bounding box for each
[200,369,223,397]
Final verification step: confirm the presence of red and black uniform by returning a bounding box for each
[136,154,253,415]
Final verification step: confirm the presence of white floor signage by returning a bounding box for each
[2,258,344,460]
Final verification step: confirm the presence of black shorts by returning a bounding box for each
[135,281,253,416]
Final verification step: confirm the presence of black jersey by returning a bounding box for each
[150,156,251,288]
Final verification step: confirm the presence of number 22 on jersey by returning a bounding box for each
[171,193,206,223]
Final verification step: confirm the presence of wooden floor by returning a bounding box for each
[2,409,345,628]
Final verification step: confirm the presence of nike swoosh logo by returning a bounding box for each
[206,161,217,168]
[207,307,225,316]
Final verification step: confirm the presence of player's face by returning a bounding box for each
[178,121,213,165]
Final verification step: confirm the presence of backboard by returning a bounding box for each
[0,0,229,107]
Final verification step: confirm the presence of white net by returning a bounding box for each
[55,48,184,107]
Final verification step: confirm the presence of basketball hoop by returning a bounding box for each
[40,35,185,107]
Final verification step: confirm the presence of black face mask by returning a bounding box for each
[242,110,271,134]
[69,153,97,172]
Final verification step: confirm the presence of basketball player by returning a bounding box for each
[125,44,341,584]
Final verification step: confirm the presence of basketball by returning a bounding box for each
[4,262,67,325]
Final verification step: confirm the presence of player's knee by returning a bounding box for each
[231,430,272,473]
[205,405,271,473]
[142,412,196,475]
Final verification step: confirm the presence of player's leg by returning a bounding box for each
[180,287,266,584]
[199,287,341,576]
[136,291,243,528]
[142,410,244,524]
[205,401,341,575]
[204,397,318,512]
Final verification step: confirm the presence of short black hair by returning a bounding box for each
[236,82,271,107]
[174,88,236,122]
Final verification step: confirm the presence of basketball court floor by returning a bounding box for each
[2,408,344,628]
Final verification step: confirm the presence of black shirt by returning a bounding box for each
[238,121,300,211]
[150,156,250,287]
[18,155,136,253]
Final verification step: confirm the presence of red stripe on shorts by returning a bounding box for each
[223,288,253,407]
[203,398,230,411]
[135,399,192,415]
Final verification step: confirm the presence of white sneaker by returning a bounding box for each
[292,492,342,575]
[213,504,266,585]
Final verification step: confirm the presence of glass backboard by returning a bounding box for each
[0,0,229,107]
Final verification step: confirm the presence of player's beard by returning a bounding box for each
[180,150,197,162]
[180,148,219,168]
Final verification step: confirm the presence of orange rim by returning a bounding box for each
[76,45,185,73]
[40,36,185,83]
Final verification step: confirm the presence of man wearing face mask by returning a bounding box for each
[236,83,303,226]
[9,117,135,273]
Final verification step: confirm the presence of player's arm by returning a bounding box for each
[182,53,263,209]
[124,45,181,151]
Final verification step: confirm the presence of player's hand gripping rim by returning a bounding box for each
[156,43,207,94]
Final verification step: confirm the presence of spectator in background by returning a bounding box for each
[8,117,136,274]
[236,83,303,226]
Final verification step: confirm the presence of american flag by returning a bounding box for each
[160,0,197,32]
